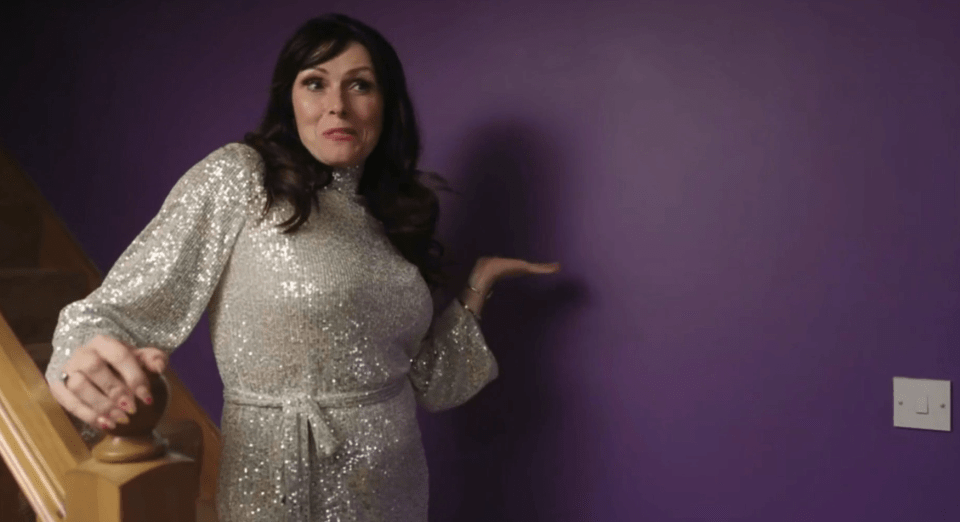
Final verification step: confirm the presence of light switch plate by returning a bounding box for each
[893,377,951,431]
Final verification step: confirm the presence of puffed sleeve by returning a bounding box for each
[44,143,264,385]
[409,299,499,412]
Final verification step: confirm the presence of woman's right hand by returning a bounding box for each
[47,334,168,430]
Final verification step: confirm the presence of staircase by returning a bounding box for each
[0,145,222,521]
[0,163,98,373]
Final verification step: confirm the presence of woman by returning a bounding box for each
[44,13,559,521]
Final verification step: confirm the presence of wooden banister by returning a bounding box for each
[0,314,85,521]
[0,144,223,521]
[0,309,208,521]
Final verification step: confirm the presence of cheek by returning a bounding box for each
[363,102,384,139]
[292,96,319,131]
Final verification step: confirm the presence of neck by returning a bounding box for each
[328,164,363,193]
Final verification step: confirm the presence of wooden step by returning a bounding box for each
[0,199,42,268]
[0,268,89,345]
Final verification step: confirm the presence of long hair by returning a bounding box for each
[243,13,450,290]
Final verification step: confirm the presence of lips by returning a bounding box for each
[323,127,356,137]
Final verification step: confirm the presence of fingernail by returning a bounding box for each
[118,398,136,415]
[113,411,130,425]
[137,386,153,405]
[98,417,115,430]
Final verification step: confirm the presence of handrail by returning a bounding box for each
[0,143,223,520]
[0,314,86,521]
[0,310,221,521]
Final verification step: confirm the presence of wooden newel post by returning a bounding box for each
[64,370,200,522]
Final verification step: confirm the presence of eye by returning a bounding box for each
[302,77,324,91]
[351,79,375,93]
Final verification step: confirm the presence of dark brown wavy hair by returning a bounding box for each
[243,14,451,290]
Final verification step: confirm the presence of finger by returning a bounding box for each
[501,260,559,277]
[90,336,153,406]
[49,378,101,427]
[57,371,121,429]
[478,259,532,282]
[135,347,168,374]
[70,349,133,414]
[528,261,561,272]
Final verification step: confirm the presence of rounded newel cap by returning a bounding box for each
[107,370,169,437]
[92,370,169,463]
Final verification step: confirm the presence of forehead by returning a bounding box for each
[310,41,374,73]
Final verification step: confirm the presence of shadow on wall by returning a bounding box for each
[419,118,588,521]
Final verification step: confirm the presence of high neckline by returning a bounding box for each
[327,165,363,194]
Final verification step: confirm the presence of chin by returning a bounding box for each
[324,160,360,169]
[316,151,358,167]
[325,157,366,169]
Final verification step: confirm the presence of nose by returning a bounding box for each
[325,87,347,116]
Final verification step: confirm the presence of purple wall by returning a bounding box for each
[3,0,958,520]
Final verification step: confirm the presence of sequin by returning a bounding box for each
[45,143,498,521]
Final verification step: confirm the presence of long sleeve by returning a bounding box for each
[44,143,263,384]
[409,299,498,412]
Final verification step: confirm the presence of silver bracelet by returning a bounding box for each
[466,284,492,299]
[459,298,482,321]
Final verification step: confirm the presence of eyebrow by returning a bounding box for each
[311,66,374,75]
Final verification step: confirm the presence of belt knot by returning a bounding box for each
[222,379,408,521]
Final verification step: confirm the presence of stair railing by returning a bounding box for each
[0,144,222,521]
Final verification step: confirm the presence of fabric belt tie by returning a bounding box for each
[222,379,408,521]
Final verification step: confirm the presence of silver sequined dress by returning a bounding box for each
[45,143,498,521]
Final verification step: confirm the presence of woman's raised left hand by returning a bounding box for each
[458,256,560,319]
[469,256,561,292]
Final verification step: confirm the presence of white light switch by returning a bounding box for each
[894,377,950,431]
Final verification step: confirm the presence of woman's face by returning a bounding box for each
[292,41,384,169]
